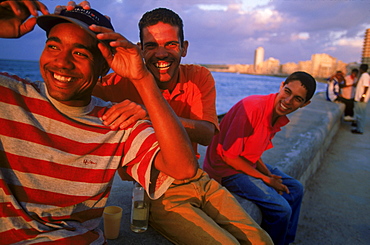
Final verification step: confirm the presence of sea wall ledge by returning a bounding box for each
[102,92,344,244]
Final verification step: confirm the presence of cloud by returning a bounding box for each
[0,0,368,65]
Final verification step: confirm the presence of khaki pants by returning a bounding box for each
[149,169,273,245]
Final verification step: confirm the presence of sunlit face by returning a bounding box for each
[273,80,311,119]
[39,23,105,107]
[140,22,188,90]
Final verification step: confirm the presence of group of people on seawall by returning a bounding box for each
[2,1,341,245]
[326,64,369,134]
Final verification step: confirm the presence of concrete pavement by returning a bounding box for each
[294,102,370,244]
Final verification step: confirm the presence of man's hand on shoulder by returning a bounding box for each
[102,100,149,130]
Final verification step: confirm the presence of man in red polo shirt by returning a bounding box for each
[204,71,316,245]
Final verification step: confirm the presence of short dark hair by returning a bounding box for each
[138,8,184,45]
[284,71,316,102]
[360,64,369,72]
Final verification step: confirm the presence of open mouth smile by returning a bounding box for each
[155,61,171,70]
[280,102,289,110]
[54,73,73,83]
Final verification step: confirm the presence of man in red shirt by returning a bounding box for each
[204,71,316,245]
[94,7,272,245]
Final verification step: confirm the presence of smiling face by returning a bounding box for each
[273,80,311,122]
[39,23,106,107]
[140,22,188,91]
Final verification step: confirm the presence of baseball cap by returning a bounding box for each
[37,6,114,42]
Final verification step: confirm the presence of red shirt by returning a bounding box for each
[93,64,219,156]
[203,93,289,183]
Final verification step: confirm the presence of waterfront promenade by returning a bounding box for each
[294,103,370,245]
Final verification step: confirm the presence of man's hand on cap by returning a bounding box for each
[54,1,90,15]
[0,0,49,38]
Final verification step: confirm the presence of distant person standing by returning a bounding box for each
[352,64,369,134]
[338,68,358,121]
[326,71,344,102]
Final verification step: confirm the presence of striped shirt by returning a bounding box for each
[0,73,173,244]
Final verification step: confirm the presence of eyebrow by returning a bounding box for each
[46,36,95,53]
[285,86,305,101]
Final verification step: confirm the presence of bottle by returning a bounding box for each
[130,181,149,233]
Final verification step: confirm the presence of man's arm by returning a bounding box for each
[179,117,215,146]
[92,25,198,180]
[360,86,369,102]
[223,155,289,194]
[0,0,49,38]
[101,102,216,144]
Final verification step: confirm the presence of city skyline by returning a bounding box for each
[0,0,369,65]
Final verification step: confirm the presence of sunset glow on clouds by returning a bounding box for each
[0,0,369,65]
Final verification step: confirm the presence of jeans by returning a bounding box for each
[354,101,367,133]
[222,164,303,245]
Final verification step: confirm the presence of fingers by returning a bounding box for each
[54,0,90,14]
[102,100,148,130]
[2,0,49,16]
[19,16,37,36]
[23,0,48,16]
[66,1,90,11]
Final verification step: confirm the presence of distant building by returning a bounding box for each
[311,53,336,78]
[254,47,264,72]
[259,57,280,75]
[362,28,370,67]
[281,62,299,75]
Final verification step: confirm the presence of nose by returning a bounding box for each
[284,95,294,104]
[155,46,169,59]
[54,51,75,70]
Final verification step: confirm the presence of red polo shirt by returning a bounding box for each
[93,64,219,156]
[203,93,289,183]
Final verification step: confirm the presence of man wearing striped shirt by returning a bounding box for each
[0,1,197,244]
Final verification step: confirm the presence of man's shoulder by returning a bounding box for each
[243,94,271,104]
[179,64,214,87]
[180,64,212,77]
[363,72,370,79]
[0,72,44,95]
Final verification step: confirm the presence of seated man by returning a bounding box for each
[204,71,317,245]
[92,7,273,245]
[0,1,198,243]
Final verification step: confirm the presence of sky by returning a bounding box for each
[1,0,369,65]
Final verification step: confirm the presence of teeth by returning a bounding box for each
[156,62,171,69]
[281,103,288,110]
[54,73,72,82]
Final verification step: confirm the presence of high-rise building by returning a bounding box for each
[254,47,264,67]
[362,28,370,66]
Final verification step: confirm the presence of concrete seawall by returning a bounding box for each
[102,92,344,244]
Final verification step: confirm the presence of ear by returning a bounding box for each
[181,40,189,57]
[279,81,285,91]
[137,42,142,49]
[300,100,311,108]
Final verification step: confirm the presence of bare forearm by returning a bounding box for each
[256,158,272,176]
[179,117,215,146]
[133,75,198,179]
[223,155,269,182]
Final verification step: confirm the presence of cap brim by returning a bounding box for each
[37,14,97,40]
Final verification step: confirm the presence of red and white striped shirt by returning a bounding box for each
[0,73,172,244]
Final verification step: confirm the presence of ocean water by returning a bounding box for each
[0,59,326,115]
